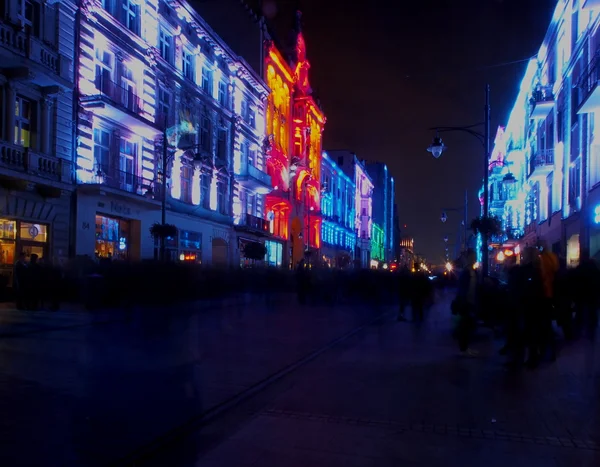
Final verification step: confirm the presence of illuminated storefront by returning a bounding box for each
[0,218,50,285]
[265,240,283,267]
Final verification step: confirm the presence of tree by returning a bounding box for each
[470,216,502,237]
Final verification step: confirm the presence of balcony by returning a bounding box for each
[236,163,272,194]
[0,140,71,184]
[80,77,161,137]
[577,52,600,114]
[528,149,554,179]
[234,213,271,236]
[79,167,156,202]
[0,23,71,86]
[529,85,555,120]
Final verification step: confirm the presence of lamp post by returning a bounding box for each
[427,84,491,276]
[440,189,469,252]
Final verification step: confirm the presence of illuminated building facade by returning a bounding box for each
[74,0,269,266]
[320,151,356,268]
[366,162,395,264]
[263,13,326,268]
[495,0,600,266]
[0,0,76,282]
[327,150,373,268]
[370,223,385,268]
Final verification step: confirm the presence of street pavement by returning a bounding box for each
[0,293,380,466]
[137,289,600,467]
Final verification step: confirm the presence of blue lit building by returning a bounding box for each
[493,1,600,267]
[73,0,270,266]
[366,162,395,265]
[320,151,356,268]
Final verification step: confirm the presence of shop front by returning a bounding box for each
[0,218,51,286]
[588,186,600,261]
[265,239,283,267]
[76,191,153,261]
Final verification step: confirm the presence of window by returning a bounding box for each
[218,81,228,107]
[217,180,228,214]
[246,193,255,215]
[547,173,553,221]
[120,66,137,112]
[182,50,195,81]
[201,67,212,94]
[93,128,111,173]
[569,158,581,208]
[181,166,192,203]
[15,96,33,148]
[248,108,256,128]
[122,0,140,35]
[158,29,173,64]
[200,112,211,152]
[119,139,137,192]
[217,128,227,160]
[201,173,210,209]
[591,113,600,187]
[157,87,171,125]
[95,48,114,94]
[18,0,39,36]
[248,145,256,167]
[240,100,248,120]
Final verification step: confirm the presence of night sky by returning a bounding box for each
[250,0,556,263]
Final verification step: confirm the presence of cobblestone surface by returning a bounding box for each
[0,294,379,466]
[140,289,600,467]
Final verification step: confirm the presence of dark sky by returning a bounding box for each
[253,0,556,262]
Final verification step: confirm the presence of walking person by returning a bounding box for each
[13,252,27,310]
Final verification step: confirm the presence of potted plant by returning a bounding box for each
[243,241,267,266]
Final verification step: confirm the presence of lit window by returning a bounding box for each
[94,48,114,94]
[93,128,111,173]
[201,67,212,94]
[183,50,195,81]
[122,0,140,35]
[217,179,228,214]
[14,96,32,148]
[181,166,192,203]
[218,81,228,107]
[158,29,173,64]
[119,139,137,192]
[157,87,171,125]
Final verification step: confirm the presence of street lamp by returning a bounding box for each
[427,84,491,276]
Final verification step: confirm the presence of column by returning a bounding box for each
[5,83,16,145]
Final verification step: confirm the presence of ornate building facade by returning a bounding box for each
[0,0,76,283]
[263,14,326,268]
[491,0,600,268]
[74,0,269,266]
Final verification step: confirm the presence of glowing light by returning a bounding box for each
[192,167,201,205]
[496,251,505,262]
[445,262,453,272]
[504,249,514,257]
[473,262,480,270]
[209,174,217,211]
[514,245,521,255]
[594,205,600,225]
[170,151,183,199]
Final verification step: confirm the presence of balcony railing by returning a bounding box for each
[236,213,270,234]
[529,85,555,119]
[0,140,71,183]
[92,76,142,114]
[94,167,154,196]
[577,50,600,113]
[0,23,69,80]
[529,149,554,177]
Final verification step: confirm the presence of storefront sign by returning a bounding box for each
[110,201,132,216]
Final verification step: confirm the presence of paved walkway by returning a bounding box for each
[138,290,600,467]
[0,293,381,466]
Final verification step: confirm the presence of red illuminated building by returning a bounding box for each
[264,12,326,267]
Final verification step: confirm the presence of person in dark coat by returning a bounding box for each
[14,252,27,310]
